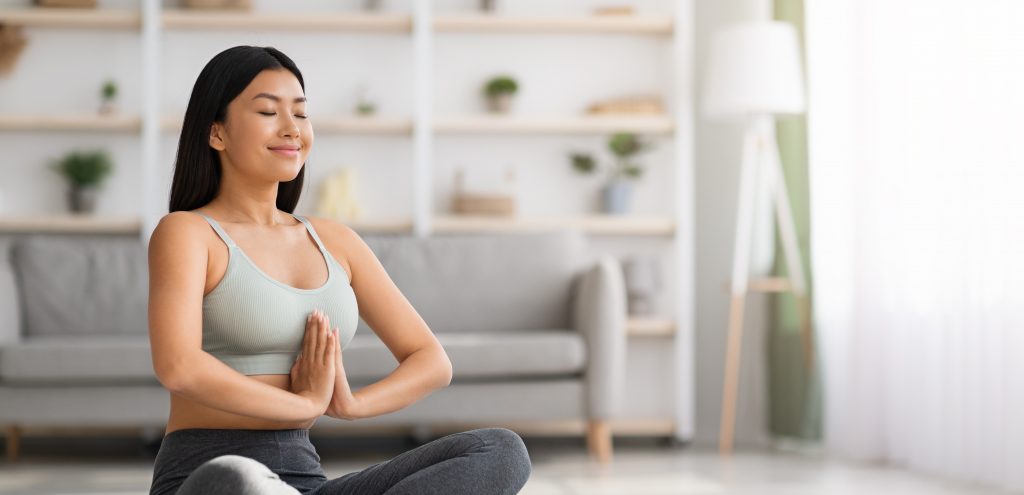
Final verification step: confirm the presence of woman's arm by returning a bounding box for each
[315,219,453,420]
[148,212,325,422]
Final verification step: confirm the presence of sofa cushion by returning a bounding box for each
[345,331,586,383]
[358,231,587,334]
[12,235,148,337]
[0,336,157,384]
[0,331,586,384]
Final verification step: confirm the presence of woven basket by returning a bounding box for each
[183,0,251,9]
[34,0,97,7]
[0,25,27,76]
[453,194,516,216]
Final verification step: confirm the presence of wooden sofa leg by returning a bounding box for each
[5,426,20,462]
[586,420,612,464]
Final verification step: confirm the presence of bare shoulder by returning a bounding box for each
[303,215,363,280]
[303,214,361,244]
[150,211,210,252]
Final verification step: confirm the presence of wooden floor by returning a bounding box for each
[0,434,999,494]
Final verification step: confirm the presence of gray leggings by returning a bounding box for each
[149,427,531,495]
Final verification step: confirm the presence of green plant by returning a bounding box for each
[569,132,654,181]
[607,132,652,179]
[570,152,596,173]
[484,75,518,97]
[49,150,114,188]
[101,79,117,101]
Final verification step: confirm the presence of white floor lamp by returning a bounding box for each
[702,20,810,455]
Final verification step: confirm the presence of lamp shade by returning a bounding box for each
[702,20,806,120]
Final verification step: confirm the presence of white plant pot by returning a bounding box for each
[486,93,514,113]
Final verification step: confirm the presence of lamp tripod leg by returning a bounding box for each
[719,128,761,455]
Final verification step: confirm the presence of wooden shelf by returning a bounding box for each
[0,114,140,132]
[434,115,674,135]
[0,214,141,234]
[161,115,412,135]
[722,277,795,294]
[432,214,674,236]
[627,317,676,337]
[0,9,671,35]
[315,116,414,135]
[344,219,414,234]
[0,8,140,29]
[433,14,673,35]
[162,115,671,135]
[161,10,412,31]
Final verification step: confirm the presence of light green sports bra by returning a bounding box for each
[193,211,359,375]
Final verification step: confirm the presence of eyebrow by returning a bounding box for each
[252,93,306,103]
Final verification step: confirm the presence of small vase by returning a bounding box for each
[68,185,99,213]
[601,179,632,214]
[98,100,118,115]
[486,93,513,113]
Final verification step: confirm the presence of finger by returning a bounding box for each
[304,311,316,361]
[319,311,331,366]
[313,311,326,365]
[301,315,313,362]
[323,323,334,367]
[331,328,340,363]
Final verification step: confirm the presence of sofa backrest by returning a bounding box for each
[11,235,148,338]
[357,230,587,334]
[2,228,588,339]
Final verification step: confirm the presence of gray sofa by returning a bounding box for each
[0,228,626,463]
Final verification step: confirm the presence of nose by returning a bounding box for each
[280,116,300,138]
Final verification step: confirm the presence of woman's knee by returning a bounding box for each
[178,455,299,495]
[471,428,532,484]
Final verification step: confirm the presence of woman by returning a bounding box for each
[147,45,532,495]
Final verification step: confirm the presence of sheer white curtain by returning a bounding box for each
[806,0,1024,490]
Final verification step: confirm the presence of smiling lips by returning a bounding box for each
[269,145,300,157]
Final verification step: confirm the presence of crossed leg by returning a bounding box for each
[309,427,532,495]
[171,427,531,495]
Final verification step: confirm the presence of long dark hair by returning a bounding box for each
[168,45,307,213]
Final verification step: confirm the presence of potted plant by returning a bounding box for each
[569,132,654,214]
[49,150,114,214]
[98,78,118,115]
[483,75,518,114]
[479,0,497,12]
[354,84,377,116]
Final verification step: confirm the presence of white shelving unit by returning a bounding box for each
[0,0,695,442]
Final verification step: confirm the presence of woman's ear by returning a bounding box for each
[209,121,226,151]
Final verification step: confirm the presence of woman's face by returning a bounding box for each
[209,69,314,184]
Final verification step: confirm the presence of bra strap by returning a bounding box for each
[291,214,328,253]
[193,212,237,248]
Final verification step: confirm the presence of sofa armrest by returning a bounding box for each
[572,255,627,419]
[0,240,20,345]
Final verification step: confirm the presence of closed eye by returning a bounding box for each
[258,112,308,119]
